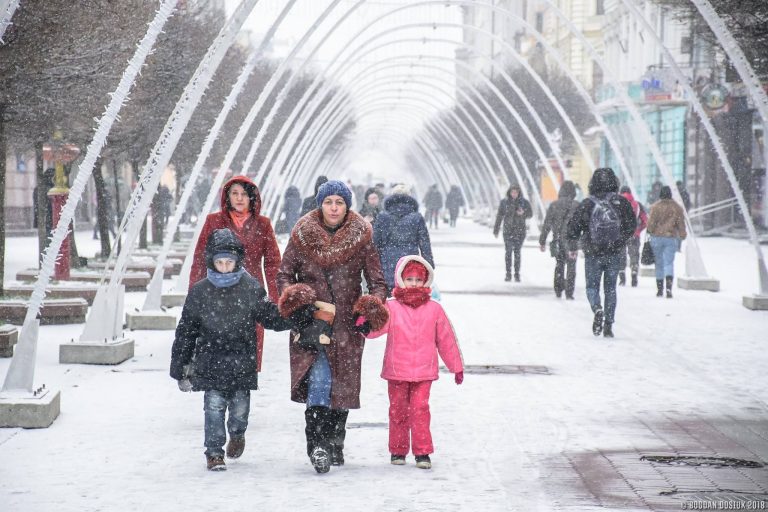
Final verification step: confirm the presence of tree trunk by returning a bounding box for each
[0,106,6,296]
[35,141,47,266]
[134,160,148,249]
[112,159,122,254]
[92,159,112,258]
[65,163,84,269]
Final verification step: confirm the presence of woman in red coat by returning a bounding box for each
[190,176,281,371]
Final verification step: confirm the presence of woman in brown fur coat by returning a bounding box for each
[276,180,388,474]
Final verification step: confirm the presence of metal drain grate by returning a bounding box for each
[441,364,550,375]
[641,455,764,468]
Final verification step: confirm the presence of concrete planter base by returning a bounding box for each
[126,311,176,330]
[161,292,187,308]
[0,389,61,428]
[59,338,135,365]
[742,294,768,310]
[0,325,18,357]
[0,299,88,325]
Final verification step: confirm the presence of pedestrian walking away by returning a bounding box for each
[277,185,302,235]
[357,255,463,470]
[567,168,636,338]
[539,181,580,299]
[373,192,435,296]
[493,184,533,282]
[423,184,443,230]
[189,176,281,373]
[170,228,296,472]
[358,186,382,225]
[647,185,687,298]
[301,175,328,217]
[445,185,465,227]
[276,180,389,474]
[618,186,648,287]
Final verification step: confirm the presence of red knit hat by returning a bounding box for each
[401,260,428,282]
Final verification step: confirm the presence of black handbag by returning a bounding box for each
[641,237,655,265]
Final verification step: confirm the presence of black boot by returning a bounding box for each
[603,322,614,338]
[665,276,673,299]
[592,308,604,336]
[327,409,349,466]
[631,272,638,287]
[305,407,331,473]
[656,279,664,297]
[618,271,626,286]
[504,271,511,282]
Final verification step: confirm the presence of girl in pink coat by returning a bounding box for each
[354,255,464,469]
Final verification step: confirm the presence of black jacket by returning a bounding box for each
[494,193,533,240]
[445,186,464,213]
[566,169,636,256]
[170,229,293,391]
[539,197,580,247]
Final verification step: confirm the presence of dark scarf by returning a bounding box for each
[393,286,432,308]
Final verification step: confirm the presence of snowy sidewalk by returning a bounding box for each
[1,221,767,511]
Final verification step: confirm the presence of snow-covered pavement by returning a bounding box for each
[1,221,767,511]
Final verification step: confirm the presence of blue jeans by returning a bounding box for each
[203,389,250,457]
[650,236,679,279]
[307,349,332,408]
[584,253,623,324]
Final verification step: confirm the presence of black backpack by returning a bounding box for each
[589,194,621,247]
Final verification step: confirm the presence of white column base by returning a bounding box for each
[59,338,135,365]
[0,388,61,428]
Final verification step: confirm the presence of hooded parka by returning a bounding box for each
[494,185,533,240]
[189,176,281,371]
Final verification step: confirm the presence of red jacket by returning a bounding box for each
[620,191,648,238]
[189,176,281,372]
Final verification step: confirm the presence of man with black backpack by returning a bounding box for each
[566,168,636,338]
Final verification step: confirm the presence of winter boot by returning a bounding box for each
[656,279,664,297]
[305,407,331,473]
[226,436,245,459]
[415,455,432,469]
[327,409,349,466]
[665,276,673,299]
[390,454,406,465]
[592,308,604,337]
[504,272,512,282]
[206,455,226,471]
[618,271,626,286]
[603,322,614,338]
[514,273,521,282]
[631,272,638,287]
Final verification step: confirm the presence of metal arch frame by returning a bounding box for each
[278,55,560,219]
[302,93,500,215]
[279,64,548,222]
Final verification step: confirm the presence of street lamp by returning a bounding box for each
[44,129,80,280]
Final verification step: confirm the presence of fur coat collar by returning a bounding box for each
[291,209,372,268]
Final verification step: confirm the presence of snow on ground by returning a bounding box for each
[0,222,766,511]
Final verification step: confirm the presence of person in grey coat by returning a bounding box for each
[539,181,580,299]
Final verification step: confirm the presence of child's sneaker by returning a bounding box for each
[206,455,226,471]
[390,454,406,465]
[415,455,431,469]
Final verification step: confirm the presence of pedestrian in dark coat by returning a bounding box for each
[358,186,381,224]
[566,168,636,338]
[373,193,435,294]
[493,184,533,282]
[445,185,465,227]
[279,185,302,234]
[423,184,443,229]
[539,181,579,299]
[301,175,328,216]
[276,180,389,474]
[170,228,295,471]
[189,175,281,372]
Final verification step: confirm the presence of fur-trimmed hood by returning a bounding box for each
[290,209,372,268]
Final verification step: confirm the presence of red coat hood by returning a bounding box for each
[221,176,262,215]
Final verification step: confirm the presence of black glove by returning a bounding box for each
[352,313,371,335]
[294,318,332,351]
[290,304,318,331]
